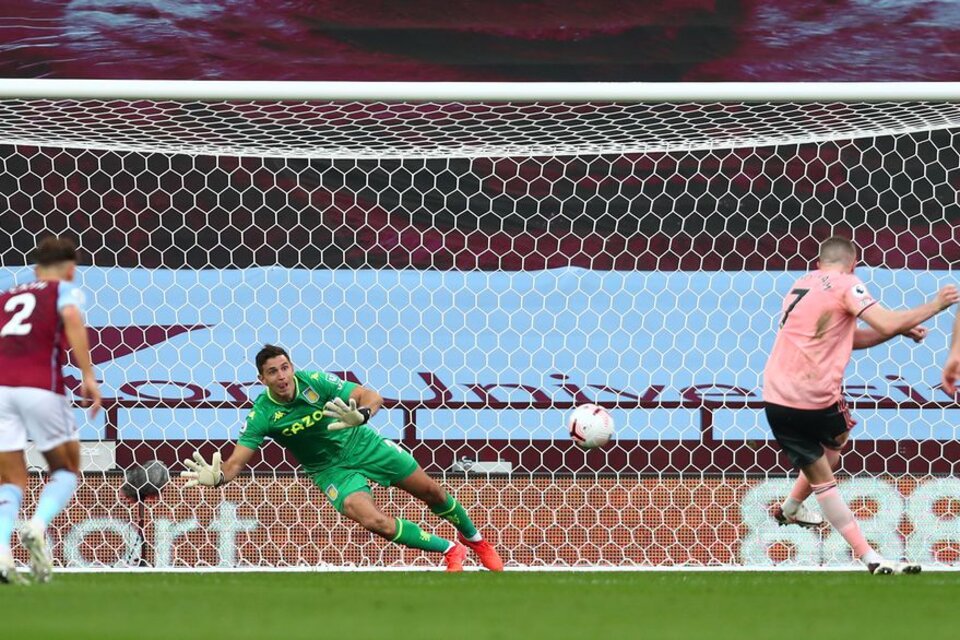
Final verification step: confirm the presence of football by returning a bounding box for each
[568,403,614,449]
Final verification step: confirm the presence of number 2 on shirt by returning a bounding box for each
[0,293,36,336]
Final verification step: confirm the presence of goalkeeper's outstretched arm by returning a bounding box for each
[181,444,256,488]
[220,444,256,484]
[349,385,384,415]
[323,385,385,430]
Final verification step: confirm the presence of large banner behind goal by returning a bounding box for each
[2,87,960,568]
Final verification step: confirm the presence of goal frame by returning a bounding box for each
[2,80,960,569]
[2,79,960,102]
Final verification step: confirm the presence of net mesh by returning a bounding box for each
[3,99,960,157]
[1,94,959,568]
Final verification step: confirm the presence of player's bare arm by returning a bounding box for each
[853,324,928,350]
[60,304,102,418]
[858,285,958,340]
[855,285,956,349]
[942,312,960,394]
[221,444,256,483]
[349,385,384,415]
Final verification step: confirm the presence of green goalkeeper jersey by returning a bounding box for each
[237,369,364,475]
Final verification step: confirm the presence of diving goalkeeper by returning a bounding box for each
[180,344,503,572]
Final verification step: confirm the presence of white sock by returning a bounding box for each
[465,532,482,543]
[31,469,78,528]
[0,484,22,555]
[861,549,883,566]
[781,497,803,518]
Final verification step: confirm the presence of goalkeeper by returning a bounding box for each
[181,344,503,572]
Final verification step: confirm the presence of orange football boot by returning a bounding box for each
[444,542,468,572]
[458,534,504,571]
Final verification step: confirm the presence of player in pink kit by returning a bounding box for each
[0,237,101,584]
[940,313,960,395]
[763,236,958,574]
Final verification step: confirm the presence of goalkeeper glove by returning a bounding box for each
[180,451,224,488]
[323,397,371,431]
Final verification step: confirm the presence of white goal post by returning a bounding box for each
[1,80,959,569]
[6,79,960,101]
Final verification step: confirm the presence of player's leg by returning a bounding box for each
[0,388,28,584]
[31,439,81,529]
[797,412,919,574]
[765,401,913,574]
[776,438,844,528]
[805,456,919,574]
[372,437,484,541]
[18,389,80,583]
[395,467,504,571]
[396,467,480,540]
[317,461,464,570]
[778,403,855,526]
[800,453,889,572]
[339,491,466,571]
[767,402,844,527]
[0,452,28,585]
[368,433,504,571]
[340,490,449,549]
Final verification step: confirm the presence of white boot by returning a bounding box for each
[868,559,921,575]
[0,550,26,585]
[19,521,52,584]
[894,561,922,575]
[773,503,824,528]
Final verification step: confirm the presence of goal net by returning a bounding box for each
[2,81,959,569]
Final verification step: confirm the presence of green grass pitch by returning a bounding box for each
[1,571,957,640]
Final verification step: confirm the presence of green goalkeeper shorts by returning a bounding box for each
[312,428,419,513]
